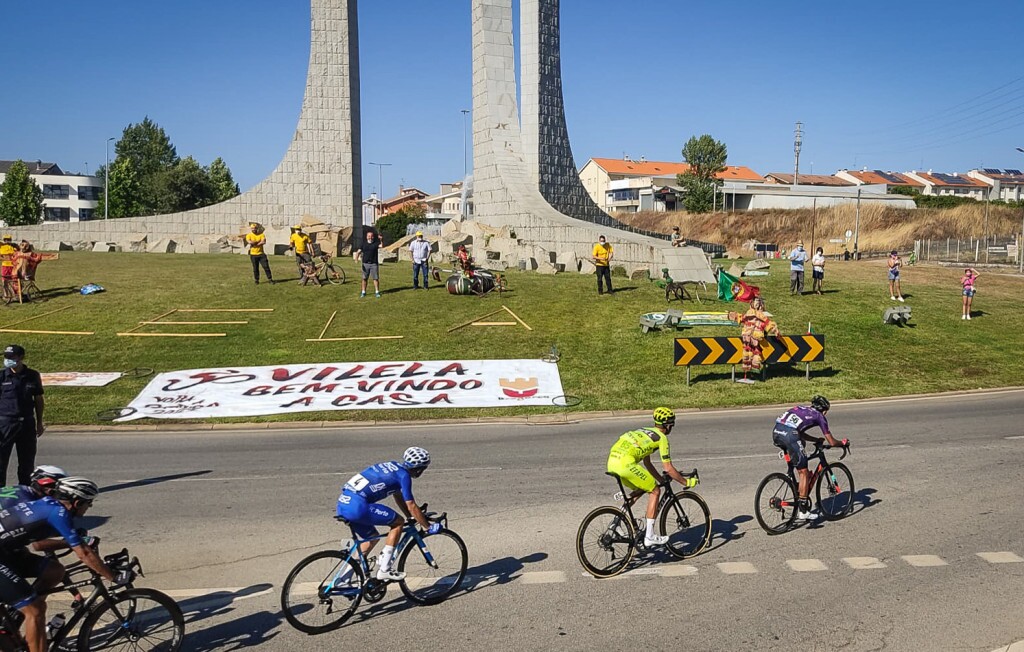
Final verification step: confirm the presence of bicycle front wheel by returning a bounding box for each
[281,550,363,634]
[324,264,345,285]
[396,530,469,606]
[76,588,184,652]
[659,491,712,559]
[755,472,799,535]
[576,506,636,578]
[816,462,855,520]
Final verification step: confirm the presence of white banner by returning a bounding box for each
[117,359,564,421]
[42,372,123,387]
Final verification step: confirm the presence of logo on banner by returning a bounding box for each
[499,377,538,399]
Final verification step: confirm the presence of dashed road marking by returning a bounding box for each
[901,555,948,567]
[990,640,1024,652]
[519,571,565,584]
[717,562,758,575]
[1005,435,1024,440]
[787,558,828,572]
[660,565,699,577]
[977,551,1024,564]
[843,557,887,569]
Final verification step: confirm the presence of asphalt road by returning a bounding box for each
[41,389,1024,651]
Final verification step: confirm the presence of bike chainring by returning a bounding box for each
[362,578,388,603]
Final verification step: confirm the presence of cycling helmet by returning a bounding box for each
[52,477,99,504]
[30,465,67,492]
[653,407,676,426]
[810,395,831,413]
[402,447,431,470]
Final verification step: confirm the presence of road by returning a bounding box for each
[42,389,1024,651]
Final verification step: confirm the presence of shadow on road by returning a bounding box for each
[849,487,881,516]
[100,470,213,493]
[178,584,280,651]
[703,514,753,554]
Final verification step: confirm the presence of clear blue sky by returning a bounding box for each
[4,1,1024,196]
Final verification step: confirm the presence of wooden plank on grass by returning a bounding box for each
[175,308,274,313]
[305,335,404,342]
[123,309,178,334]
[0,329,94,336]
[140,321,249,325]
[117,332,228,337]
[0,306,71,329]
[471,322,517,326]
[316,311,338,340]
[502,305,533,331]
[447,309,505,333]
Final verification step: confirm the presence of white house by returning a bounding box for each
[902,170,989,200]
[0,160,103,222]
[967,168,1024,202]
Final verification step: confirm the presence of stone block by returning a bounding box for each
[147,238,177,254]
[445,233,473,252]
[380,249,399,263]
[74,241,96,251]
[91,242,115,252]
[631,268,651,281]
[579,259,596,274]
[441,218,464,239]
[537,261,558,275]
[42,242,60,252]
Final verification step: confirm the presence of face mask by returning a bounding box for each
[3,359,17,369]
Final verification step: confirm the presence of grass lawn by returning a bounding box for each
[11,252,1021,425]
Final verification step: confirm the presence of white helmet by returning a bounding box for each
[402,447,431,470]
[53,477,99,503]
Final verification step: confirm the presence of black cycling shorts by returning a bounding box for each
[772,426,808,470]
[0,549,49,609]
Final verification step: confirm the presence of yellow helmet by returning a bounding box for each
[653,407,676,426]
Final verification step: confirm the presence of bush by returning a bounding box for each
[375,203,426,244]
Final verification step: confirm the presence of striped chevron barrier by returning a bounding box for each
[674,334,825,384]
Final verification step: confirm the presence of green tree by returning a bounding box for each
[0,160,44,226]
[677,134,728,213]
[156,157,216,213]
[116,116,177,180]
[375,203,427,243]
[105,157,145,218]
[207,157,240,203]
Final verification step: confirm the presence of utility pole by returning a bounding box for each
[1016,148,1024,273]
[461,109,470,179]
[854,187,861,258]
[104,137,115,219]
[368,162,392,221]
[794,121,803,186]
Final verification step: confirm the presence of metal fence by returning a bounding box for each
[914,236,1021,265]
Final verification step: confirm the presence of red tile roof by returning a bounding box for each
[843,170,923,187]
[912,172,988,188]
[764,173,853,187]
[590,158,762,182]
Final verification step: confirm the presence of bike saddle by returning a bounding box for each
[604,472,618,478]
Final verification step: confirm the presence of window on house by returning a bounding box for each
[43,184,69,199]
[44,207,71,221]
[78,186,102,201]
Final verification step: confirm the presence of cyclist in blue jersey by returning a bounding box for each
[0,477,126,652]
[336,447,441,582]
[0,465,67,503]
[772,396,847,521]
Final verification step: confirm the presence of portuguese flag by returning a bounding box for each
[717,268,760,302]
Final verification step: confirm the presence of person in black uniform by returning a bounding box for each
[0,345,45,486]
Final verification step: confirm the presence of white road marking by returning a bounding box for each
[717,562,757,575]
[901,555,948,567]
[660,565,699,577]
[1005,435,1024,440]
[787,559,828,572]
[843,557,887,569]
[977,551,1024,564]
[519,571,566,584]
[989,640,1024,652]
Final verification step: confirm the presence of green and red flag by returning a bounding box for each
[717,268,760,302]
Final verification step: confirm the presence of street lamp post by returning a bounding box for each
[104,137,114,219]
[461,109,470,179]
[368,162,392,221]
[1016,148,1024,273]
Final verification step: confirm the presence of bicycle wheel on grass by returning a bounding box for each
[816,462,855,520]
[576,506,636,578]
[281,550,363,634]
[659,491,712,559]
[755,473,799,534]
[396,530,468,605]
[324,264,345,285]
[76,588,184,652]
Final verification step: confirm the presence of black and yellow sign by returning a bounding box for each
[674,334,825,366]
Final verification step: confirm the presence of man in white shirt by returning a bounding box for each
[409,231,432,290]
[788,241,808,295]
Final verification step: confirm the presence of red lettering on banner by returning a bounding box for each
[358,395,387,406]
[388,393,419,406]
[282,397,315,408]
[274,385,300,395]
[428,394,453,404]
[370,364,402,379]
[313,367,338,381]
[331,395,359,406]
[435,363,467,377]
[272,368,312,382]
[357,380,386,392]
[401,363,429,378]
[302,383,338,393]
[428,379,456,391]
[460,379,482,390]
[244,386,273,396]
[395,380,428,392]
[336,365,366,380]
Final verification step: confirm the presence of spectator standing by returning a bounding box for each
[356,230,381,298]
[0,236,16,289]
[409,231,431,290]
[811,247,826,295]
[592,235,614,295]
[244,223,274,285]
[788,241,808,295]
[888,250,905,302]
[0,345,44,486]
[289,225,313,282]
[960,267,979,320]
[670,226,685,248]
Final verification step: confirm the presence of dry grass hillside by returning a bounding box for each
[614,204,1023,255]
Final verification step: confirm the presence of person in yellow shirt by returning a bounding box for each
[289,225,313,282]
[591,235,613,295]
[244,223,274,285]
[0,236,18,292]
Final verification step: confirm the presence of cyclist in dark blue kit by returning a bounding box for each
[0,465,66,503]
[772,396,847,521]
[336,447,441,582]
[0,477,127,652]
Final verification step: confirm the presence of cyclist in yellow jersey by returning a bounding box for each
[607,407,697,547]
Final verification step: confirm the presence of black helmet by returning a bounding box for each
[810,395,830,413]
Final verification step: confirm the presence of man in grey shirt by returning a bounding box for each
[409,231,432,290]
[788,241,808,295]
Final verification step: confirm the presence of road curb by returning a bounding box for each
[46,386,1024,435]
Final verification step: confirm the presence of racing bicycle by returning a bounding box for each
[281,508,468,635]
[576,471,712,578]
[754,439,854,534]
[312,254,346,285]
[0,544,185,651]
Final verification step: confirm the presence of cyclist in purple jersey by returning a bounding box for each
[772,396,846,521]
[336,447,441,581]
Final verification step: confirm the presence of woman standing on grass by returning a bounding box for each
[811,247,826,295]
[960,267,979,320]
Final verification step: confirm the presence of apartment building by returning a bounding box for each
[902,170,989,200]
[967,168,1024,202]
[0,160,103,222]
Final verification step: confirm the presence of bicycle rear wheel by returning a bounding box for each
[754,472,799,535]
[281,550,363,634]
[76,588,184,652]
[324,264,345,285]
[576,506,636,578]
[396,530,469,605]
[659,491,712,559]
[816,462,855,520]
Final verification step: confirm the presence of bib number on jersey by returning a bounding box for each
[781,413,804,429]
[344,474,369,492]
